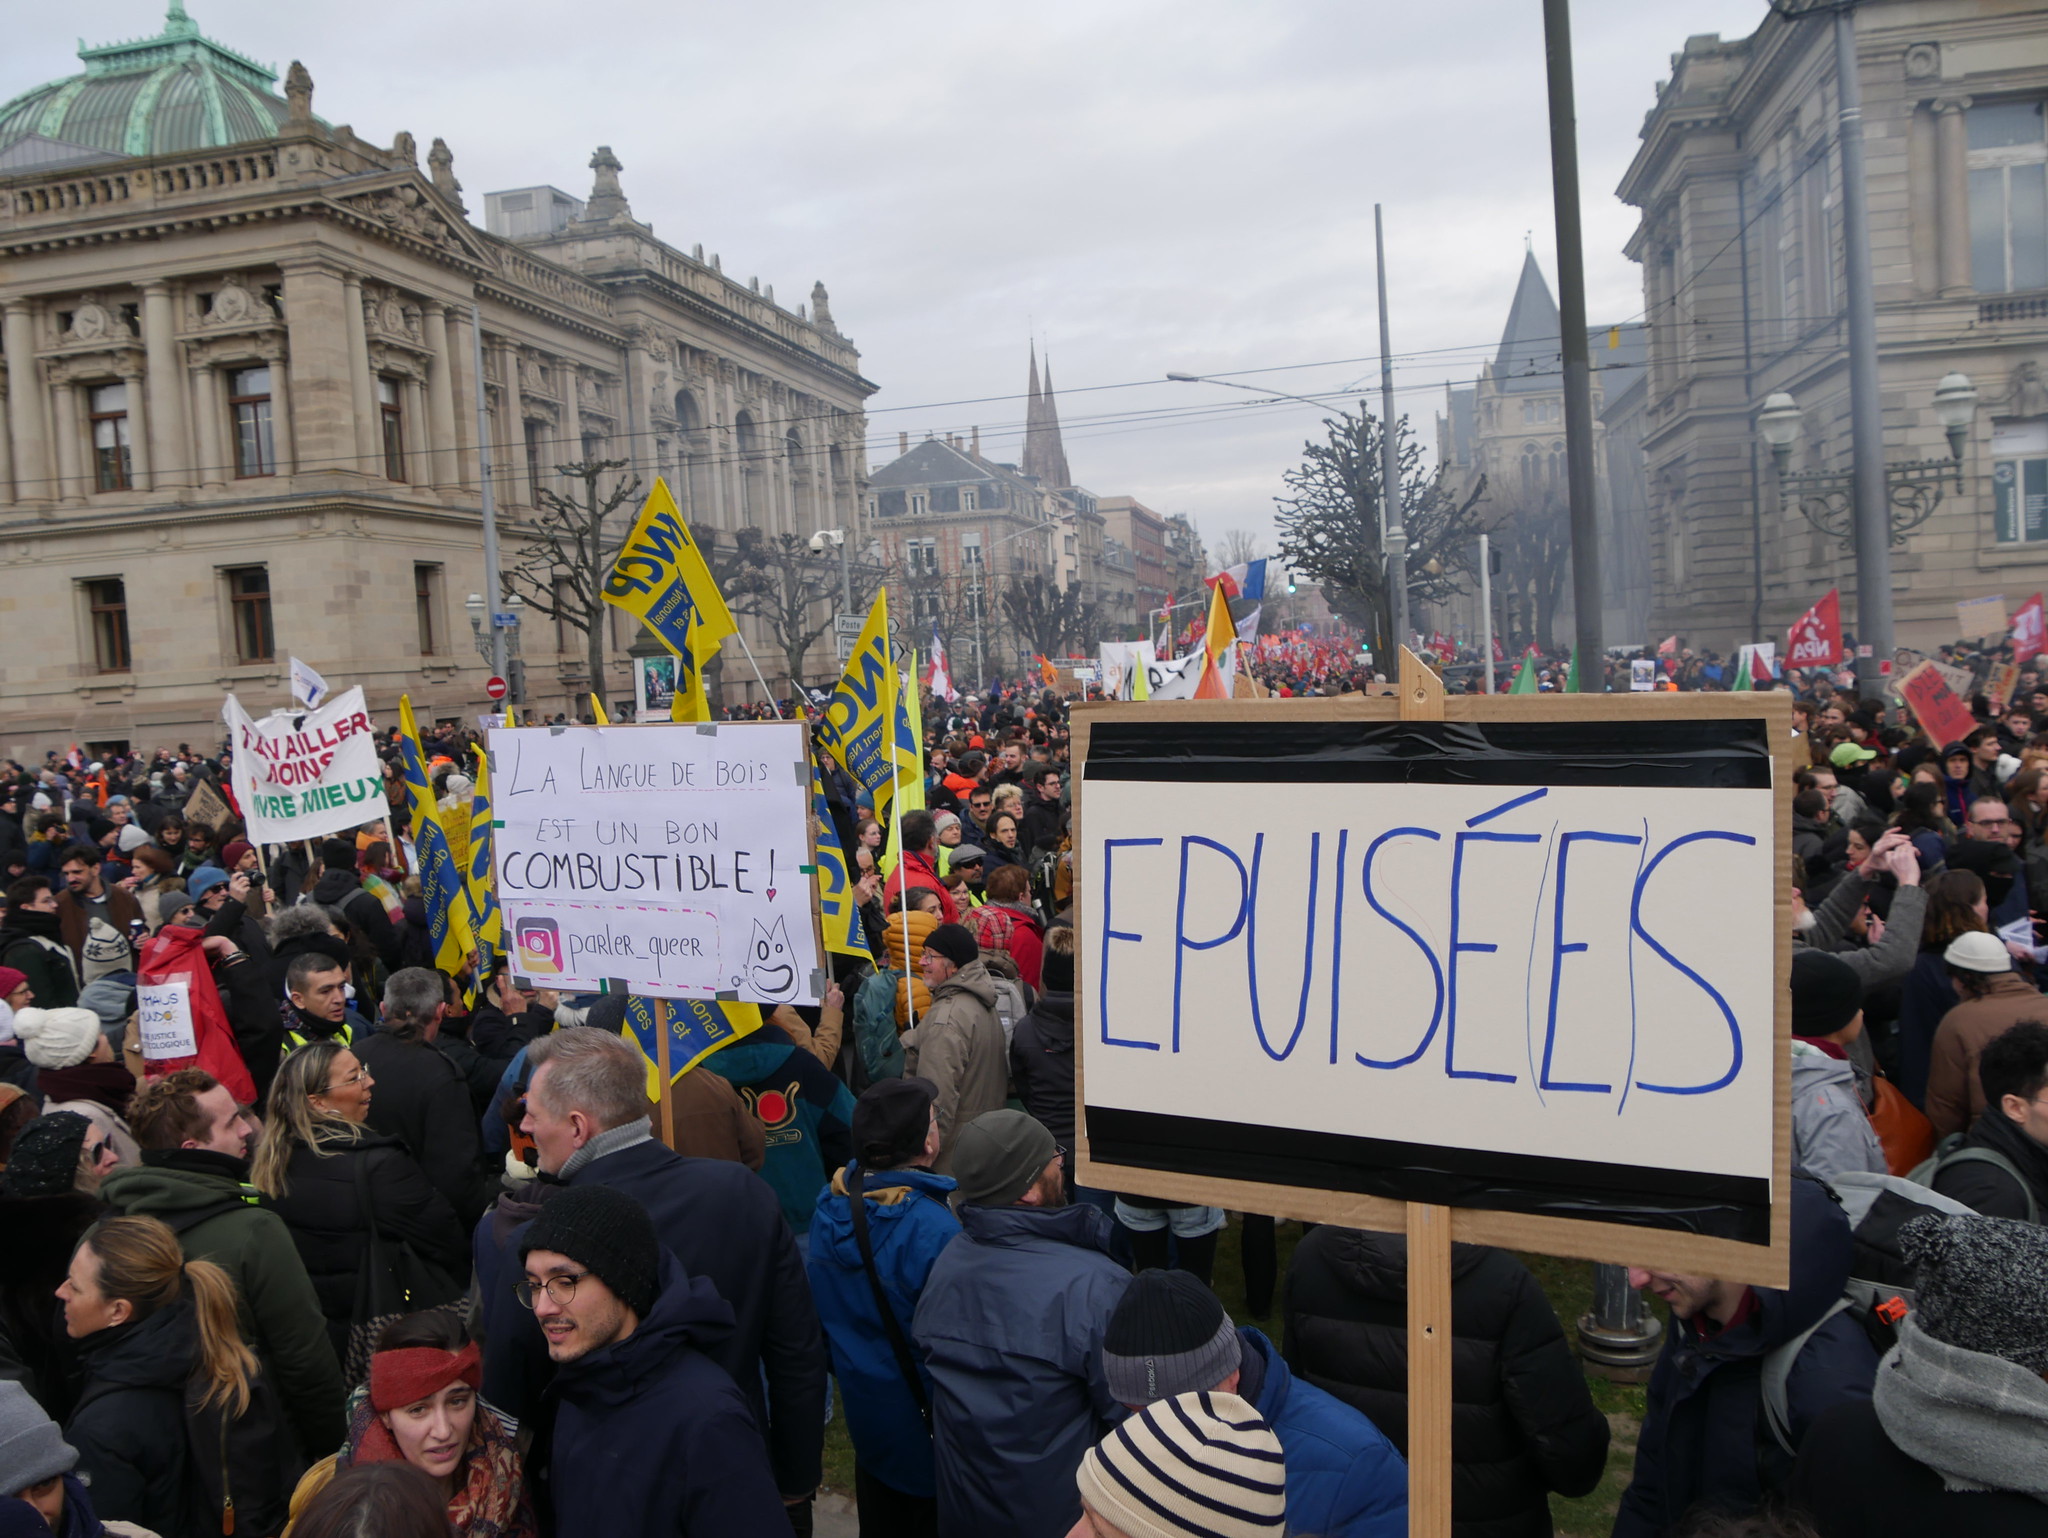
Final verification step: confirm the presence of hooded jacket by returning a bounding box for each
[1924,971,2048,1138]
[1612,1179,1879,1538]
[1790,1040,1888,1184]
[1236,1326,1408,1538]
[902,959,1006,1173]
[1929,1105,2048,1221]
[709,1025,854,1235]
[1008,986,1075,1149]
[804,1164,961,1498]
[309,868,400,974]
[533,1249,788,1538]
[99,1151,346,1457]
[0,910,81,1012]
[912,1200,1130,1538]
[1284,1228,1607,1538]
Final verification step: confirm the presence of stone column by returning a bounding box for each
[0,374,14,506]
[3,302,51,507]
[189,363,226,490]
[119,362,151,492]
[263,344,296,477]
[498,340,525,503]
[279,260,357,478]
[49,373,84,505]
[422,303,461,490]
[140,282,189,489]
[342,275,379,473]
[1935,96,1973,297]
[445,304,478,489]
[405,375,431,485]
[560,362,582,477]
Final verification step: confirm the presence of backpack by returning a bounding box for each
[1907,1132,2041,1224]
[1758,1171,1980,1455]
[976,951,1031,1050]
[851,968,907,1081]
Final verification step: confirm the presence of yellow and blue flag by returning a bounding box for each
[620,994,762,1099]
[669,607,714,723]
[893,647,925,814]
[603,477,738,658]
[821,589,904,825]
[397,695,474,975]
[463,746,502,979]
[811,757,872,964]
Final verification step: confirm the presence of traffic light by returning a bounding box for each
[1488,546,1503,576]
[1286,572,1298,593]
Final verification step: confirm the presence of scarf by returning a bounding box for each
[3,908,62,942]
[36,1060,135,1118]
[1874,1314,2048,1503]
[361,872,404,921]
[556,1118,653,1181]
[342,1381,536,1538]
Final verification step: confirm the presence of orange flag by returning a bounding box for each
[1194,579,1236,699]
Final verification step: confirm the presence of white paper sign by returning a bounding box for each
[1630,658,1656,691]
[223,686,385,844]
[137,980,197,1061]
[489,721,822,1004]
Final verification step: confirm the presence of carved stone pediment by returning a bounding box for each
[343,185,459,251]
[363,285,428,351]
[366,341,426,381]
[199,278,275,333]
[60,294,133,346]
[518,356,552,397]
[43,347,145,386]
[183,333,286,370]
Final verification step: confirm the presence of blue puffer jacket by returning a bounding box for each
[535,1249,788,1538]
[805,1163,961,1498]
[912,1200,1130,1538]
[1613,1179,1879,1538]
[1239,1327,1408,1538]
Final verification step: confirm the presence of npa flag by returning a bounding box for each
[621,995,761,1098]
[821,589,906,828]
[602,477,738,658]
[1786,589,1842,669]
[397,695,474,975]
[1193,579,1237,699]
[811,758,872,964]
[2014,594,2047,665]
[928,625,956,701]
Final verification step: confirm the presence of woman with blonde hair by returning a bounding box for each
[253,1040,466,1378]
[59,1213,295,1538]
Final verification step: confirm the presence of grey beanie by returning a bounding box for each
[1103,1269,1243,1405]
[950,1109,1056,1206]
[0,1380,77,1494]
[1900,1212,2048,1371]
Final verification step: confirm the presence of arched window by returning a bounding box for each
[1521,442,1541,491]
[734,409,759,456]
[673,390,701,433]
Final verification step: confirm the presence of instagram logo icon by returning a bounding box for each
[514,917,563,975]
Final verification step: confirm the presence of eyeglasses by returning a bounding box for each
[85,1140,116,1164]
[323,1067,370,1092]
[515,1271,590,1309]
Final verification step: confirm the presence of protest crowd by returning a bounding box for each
[8,516,2048,1538]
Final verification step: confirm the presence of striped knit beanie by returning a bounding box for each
[1076,1390,1286,1538]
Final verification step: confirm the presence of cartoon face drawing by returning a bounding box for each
[748,915,797,1001]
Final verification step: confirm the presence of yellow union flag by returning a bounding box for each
[397,695,474,975]
[603,477,738,657]
[821,589,903,823]
[669,608,714,723]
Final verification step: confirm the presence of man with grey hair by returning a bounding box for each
[355,965,486,1222]
[478,1025,828,1524]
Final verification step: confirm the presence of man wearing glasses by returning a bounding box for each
[517,1184,787,1535]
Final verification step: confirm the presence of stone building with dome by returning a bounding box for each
[0,3,874,754]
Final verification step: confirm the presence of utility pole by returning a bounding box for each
[469,303,511,698]
[1480,533,1496,693]
[1832,2,1890,692]
[1374,205,1408,656]
[1542,0,1604,689]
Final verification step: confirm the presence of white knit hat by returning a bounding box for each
[14,1007,105,1070]
[1076,1391,1286,1538]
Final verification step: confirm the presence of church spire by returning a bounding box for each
[1021,342,1070,487]
[1041,355,1071,489]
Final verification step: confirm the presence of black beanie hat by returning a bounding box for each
[0,1112,90,1198]
[1790,949,1863,1039]
[1901,1212,2048,1372]
[924,922,979,969]
[520,1184,661,1320]
[851,1075,938,1169]
[1102,1268,1240,1405]
[1039,929,1075,992]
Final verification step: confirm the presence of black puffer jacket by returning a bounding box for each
[0,1190,100,1418]
[263,1130,469,1363]
[354,1030,487,1226]
[1284,1227,1608,1538]
[1009,988,1075,1148]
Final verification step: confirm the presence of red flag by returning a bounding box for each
[2014,593,2046,665]
[1657,635,1678,657]
[1491,637,1507,663]
[1785,589,1842,669]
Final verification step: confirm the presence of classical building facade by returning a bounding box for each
[1619,0,2048,656]
[0,5,871,755]
[1436,254,1649,648]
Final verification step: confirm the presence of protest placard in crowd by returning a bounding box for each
[489,719,822,1005]
[222,687,384,845]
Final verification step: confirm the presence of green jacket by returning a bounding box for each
[99,1156,347,1456]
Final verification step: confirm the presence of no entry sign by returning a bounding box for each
[485,675,509,700]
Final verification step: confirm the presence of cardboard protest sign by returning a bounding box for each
[1956,593,2009,641]
[1986,661,2022,709]
[223,687,384,844]
[137,980,197,1061]
[1072,688,1795,1284]
[181,777,233,834]
[1897,660,1981,746]
[489,721,822,1004]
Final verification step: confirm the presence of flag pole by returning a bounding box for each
[890,752,915,1034]
[731,632,785,720]
[654,998,675,1149]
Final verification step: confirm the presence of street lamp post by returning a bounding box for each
[1374,205,1410,656]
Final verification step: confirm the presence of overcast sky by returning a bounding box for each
[10,0,1768,555]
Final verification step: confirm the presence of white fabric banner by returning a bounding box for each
[223,686,385,845]
[1144,652,1202,701]
[1098,641,1157,700]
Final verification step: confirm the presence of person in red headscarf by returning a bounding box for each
[288,1312,535,1538]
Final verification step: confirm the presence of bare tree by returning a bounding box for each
[727,530,885,693]
[505,458,644,705]
[1212,527,1265,572]
[1492,488,1571,651]
[899,562,974,676]
[1000,573,1100,663]
[1273,408,1485,656]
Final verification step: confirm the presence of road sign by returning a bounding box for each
[484,675,508,700]
[834,613,865,638]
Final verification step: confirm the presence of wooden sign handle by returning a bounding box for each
[1398,647,1453,1538]
[653,997,676,1150]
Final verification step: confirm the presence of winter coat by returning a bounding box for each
[1790,1040,1887,1184]
[902,959,1007,1173]
[963,902,1045,989]
[430,1008,505,1117]
[1791,813,1829,877]
[710,1026,854,1235]
[55,887,139,972]
[533,1249,787,1538]
[1925,971,2048,1137]
[912,1201,1131,1538]
[309,870,400,975]
[1611,1179,1879,1538]
[99,1152,345,1457]
[477,1136,827,1498]
[1234,1326,1407,1538]
[1019,792,1063,859]
[1929,1104,2048,1220]
[208,949,286,1101]
[804,1164,961,1499]
[354,1029,488,1225]
[467,999,552,1064]
[883,847,956,924]
[1791,1396,2048,1538]
[1798,873,1927,991]
[0,1190,99,1420]
[1284,1229,1606,1538]
[0,922,80,1011]
[1009,986,1076,1150]
[0,1041,37,1102]
[263,1130,469,1365]
[1896,948,1960,1109]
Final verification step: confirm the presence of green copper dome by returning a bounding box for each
[0,3,297,160]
